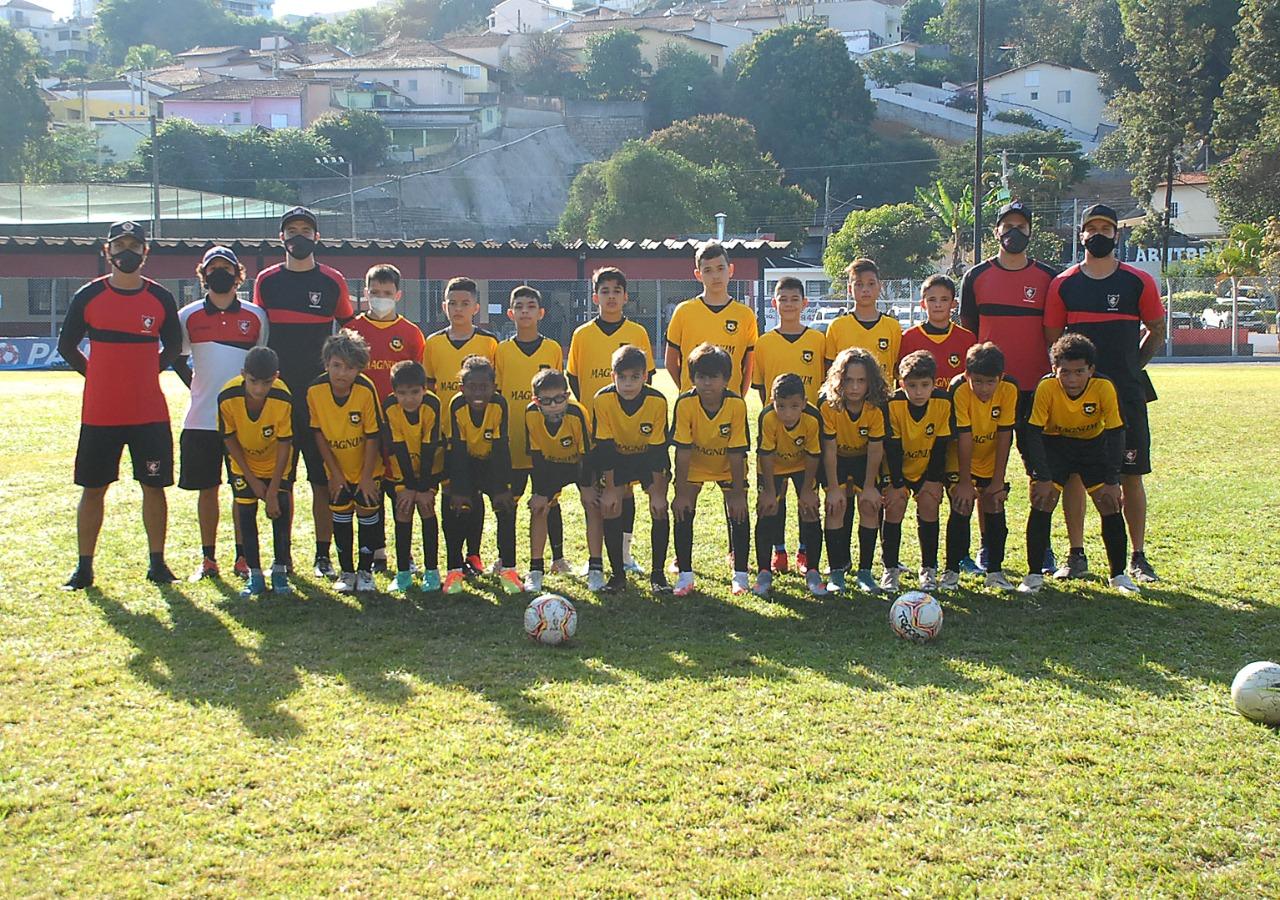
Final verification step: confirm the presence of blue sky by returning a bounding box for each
[43,0,381,22]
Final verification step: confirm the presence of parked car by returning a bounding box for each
[1171,311,1201,329]
[1201,299,1266,332]
[1219,284,1276,310]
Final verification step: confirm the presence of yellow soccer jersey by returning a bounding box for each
[495,335,563,470]
[307,374,384,482]
[672,389,750,484]
[886,390,953,483]
[567,317,655,412]
[592,384,669,457]
[383,392,441,485]
[665,296,759,391]
[422,328,498,407]
[949,375,1018,479]
[758,403,822,476]
[525,399,591,465]
[824,313,903,383]
[1030,375,1124,440]
[818,392,886,458]
[448,392,507,461]
[218,376,293,479]
[752,327,827,404]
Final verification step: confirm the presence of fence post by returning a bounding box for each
[1164,278,1172,358]
[655,279,664,361]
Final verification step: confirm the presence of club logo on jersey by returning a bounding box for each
[1083,402,1097,415]
[560,436,574,448]
[234,477,247,490]
[308,291,322,308]
[948,353,960,367]
[991,406,1001,419]
[262,425,274,438]
[1124,448,1137,463]
[858,427,869,437]
[725,320,739,334]
[878,337,890,350]
[484,429,494,440]
[1106,294,1120,309]
[140,315,155,332]
[719,423,732,436]
[801,350,815,363]
[639,422,654,435]
[145,459,160,476]
[1023,286,1037,302]
[238,319,251,334]
[389,337,404,352]
[794,436,805,446]
[925,423,935,436]
[349,411,362,425]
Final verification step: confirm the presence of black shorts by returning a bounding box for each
[229,471,294,505]
[75,422,173,489]
[1119,398,1152,476]
[759,469,806,494]
[1041,436,1115,490]
[903,476,946,495]
[178,428,229,491]
[330,477,382,513]
[1012,389,1038,477]
[606,455,669,491]
[291,404,327,485]
[818,455,882,493]
[510,468,531,499]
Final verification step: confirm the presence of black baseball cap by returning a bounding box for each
[995,200,1031,225]
[106,220,147,243]
[1081,203,1118,228]
[201,245,239,269]
[279,206,318,231]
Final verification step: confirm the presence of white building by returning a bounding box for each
[72,0,96,18]
[222,0,273,18]
[0,0,54,30]
[968,61,1115,142]
[489,0,582,34]
[1144,172,1223,240]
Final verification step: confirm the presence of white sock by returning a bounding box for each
[622,532,634,564]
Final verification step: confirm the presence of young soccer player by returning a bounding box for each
[945,343,1018,591]
[218,346,294,597]
[881,350,953,593]
[442,356,522,595]
[307,330,384,593]
[495,285,565,574]
[665,241,758,395]
[1018,334,1139,594]
[423,277,498,574]
[383,360,442,593]
[567,268,656,577]
[751,276,827,574]
[523,369,595,594]
[754,373,823,597]
[671,343,750,597]
[817,348,889,595]
[824,258,902,384]
[593,345,672,593]
[898,274,975,391]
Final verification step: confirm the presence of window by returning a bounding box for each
[1029,91,1038,101]
[1024,70,1040,87]
[447,80,454,95]
[1057,89,1071,103]
[711,55,719,67]
[1169,200,1180,219]
[232,111,241,123]
[392,78,400,87]
[270,113,288,128]
[408,78,418,91]
[460,65,481,79]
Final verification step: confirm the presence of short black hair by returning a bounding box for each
[459,354,495,383]
[445,276,477,297]
[322,329,370,370]
[772,372,805,401]
[532,368,568,395]
[774,276,804,296]
[366,264,401,289]
[509,284,541,307]
[687,342,733,381]
[390,359,427,388]
[845,258,879,278]
[593,266,627,292]
[1051,333,1097,368]
[695,241,728,268]
[611,344,647,375]
[921,273,956,299]
[965,342,1005,377]
[898,349,936,382]
[243,346,279,380]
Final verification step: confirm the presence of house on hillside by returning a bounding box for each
[489,0,583,34]
[432,32,529,70]
[552,11,754,58]
[159,78,339,129]
[552,19,733,72]
[1140,173,1223,240]
[665,0,903,44]
[45,80,149,122]
[0,0,53,30]
[295,39,501,105]
[960,62,1115,143]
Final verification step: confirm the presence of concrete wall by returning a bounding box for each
[564,101,647,157]
[871,88,1029,143]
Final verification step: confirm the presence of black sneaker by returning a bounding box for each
[313,556,335,577]
[146,562,177,584]
[62,565,94,590]
[371,556,389,575]
[650,572,672,594]
[602,573,628,593]
[1052,551,1089,580]
[1128,552,1159,584]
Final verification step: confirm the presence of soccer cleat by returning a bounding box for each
[731,571,751,595]
[233,555,251,579]
[771,550,790,574]
[623,557,645,575]
[806,570,828,596]
[854,569,880,594]
[587,568,606,592]
[1017,573,1044,594]
[188,558,219,582]
[334,572,358,593]
[146,562,177,585]
[372,549,389,574]
[958,555,983,575]
[826,568,847,594]
[421,569,442,592]
[1110,572,1142,594]
[355,571,376,592]
[442,568,466,594]
[62,565,94,591]
[1053,551,1089,580]
[270,570,291,595]
[524,570,544,593]
[984,570,1015,592]
[1129,552,1159,584]
[549,557,575,576]
[602,573,628,593]
[919,567,939,591]
[673,572,696,597]
[391,570,415,594]
[240,572,268,597]
[499,568,524,595]
[1042,546,1058,576]
[939,569,960,591]
[752,571,773,597]
[878,566,902,593]
[796,548,809,574]
[464,554,485,577]
[313,556,335,578]
[650,572,672,594]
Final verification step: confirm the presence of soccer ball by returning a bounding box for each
[1231,661,1280,725]
[524,594,578,646]
[889,591,943,643]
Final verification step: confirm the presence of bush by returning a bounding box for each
[1169,290,1216,313]
[994,109,1047,129]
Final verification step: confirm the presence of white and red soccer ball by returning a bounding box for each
[524,594,577,646]
[889,591,944,643]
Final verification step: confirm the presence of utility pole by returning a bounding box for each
[1000,148,1010,191]
[317,155,356,238]
[972,0,987,264]
[1160,150,1175,278]
[822,175,831,253]
[150,114,161,239]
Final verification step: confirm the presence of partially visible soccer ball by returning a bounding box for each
[524,594,578,646]
[889,591,943,643]
[1231,661,1280,725]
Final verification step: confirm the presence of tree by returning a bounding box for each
[1209,112,1280,228]
[824,203,940,280]
[0,24,50,182]
[1212,0,1280,155]
[308,7,392,55]
[387,0,439,40]
[94,0,226,62]
[934,130,1089,207]
[582,29,647,100]
[20,127,111,183]
[915,181,975,275]
[512,31,578,98]
[646,43,723,131]
[120,44,172,73]
[901,0,941,41]
[1079,0,1138,96]
[1217,223,1264,354]
[309,110,389,173]
[57,58,89,80]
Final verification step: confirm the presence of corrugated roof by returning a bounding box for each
[0,235,788,254]
[174,45,248,57]
[434,33,511,49]
[297,39,495,73]
[1,0,54,11]
[162,78,315,101]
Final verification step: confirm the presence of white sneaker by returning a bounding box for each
[623,557,646,574]
[731,571,751,595]
[1017,573,1044,594]
[355,571,376,592]
[939,569,960,591]
[524,570,544,593]
[752,571,773,597]
[806,570,828,596]
[879,566,902,593]
[673,571,696,597]
[333,572,357,593]
[549,558,574,576]
[984,570,1015,592]
[587,569,606,592]
[1109,573,1142,594]
[919,567,939,591]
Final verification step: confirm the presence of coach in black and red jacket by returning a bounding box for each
[58,220,183,589]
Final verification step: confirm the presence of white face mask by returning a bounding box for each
[368,296,397,318]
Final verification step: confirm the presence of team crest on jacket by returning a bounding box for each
[141,315,155,331]
[801,350,815,363]
[348,411,361,424]
[560,436,573,447]
[925,423,935,436]
[263,425,275,438]
[948,353,960,367]
[639,422,654,434]
[238,319,251,334]
[719,423,732,436]
[991,406,1001,419]
[725,320,739,334]
[1083,402,1097,415]
[859,426,869,436]
[483,429,494,440]
[308,291,322,308]
[1106,294,1120,309]
[878,337,889,350]
[794,435,805,446]
[233,476,247,490]
[389,337,404,352]
[1023,286,1037,301]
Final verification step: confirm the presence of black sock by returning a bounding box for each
[271,504,291,569]
[395,519,413,571]
[621,494,636,535]
[755,513,777,573]
[375,495,388,555]
[604,516,625,577]
[1100,512,1128,577]
[945,512,971,572]
[530,556,545,574]
[238,503,261,570]
[674,513,695,572]
[774,492,789,553]
[467,499,483,558]
[588,556,603,572]
[149,551,165,568]
[918,518,939,569]
[982,510,1007,573]
[1071,545,1085,557]
[881,521,902,569]
[357,511,380,572]
[1026,508,1053,574]
[421,513,438,571]
[731,516,750,573]
[234,542,244,560]
[800,519,822,572]
[333,514,354,572]
[315,540,330,561]
[442,503,464,570]
[858,525,878,571]
[496,505,516,569]
[824,526,847,572]
[548,504,564,559]
[78,554,94,572]
[201,544,215,562]
[651,517,669,575]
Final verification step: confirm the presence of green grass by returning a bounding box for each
[2,366,1278,896]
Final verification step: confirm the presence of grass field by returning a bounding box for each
[2,365,1279,896]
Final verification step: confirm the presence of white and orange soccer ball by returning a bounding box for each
[889,591,943,643]
[524,594,578,646]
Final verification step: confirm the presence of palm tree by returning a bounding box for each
[916,181,974,275]
[1217,222,1263,355]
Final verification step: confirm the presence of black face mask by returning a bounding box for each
[284,235,316,260]
[110,249,144,273]
[999,229,1031,254]
[1083,233,1116,258]
[205,268,237,294]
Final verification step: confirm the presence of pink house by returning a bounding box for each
[160,78,336,129]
